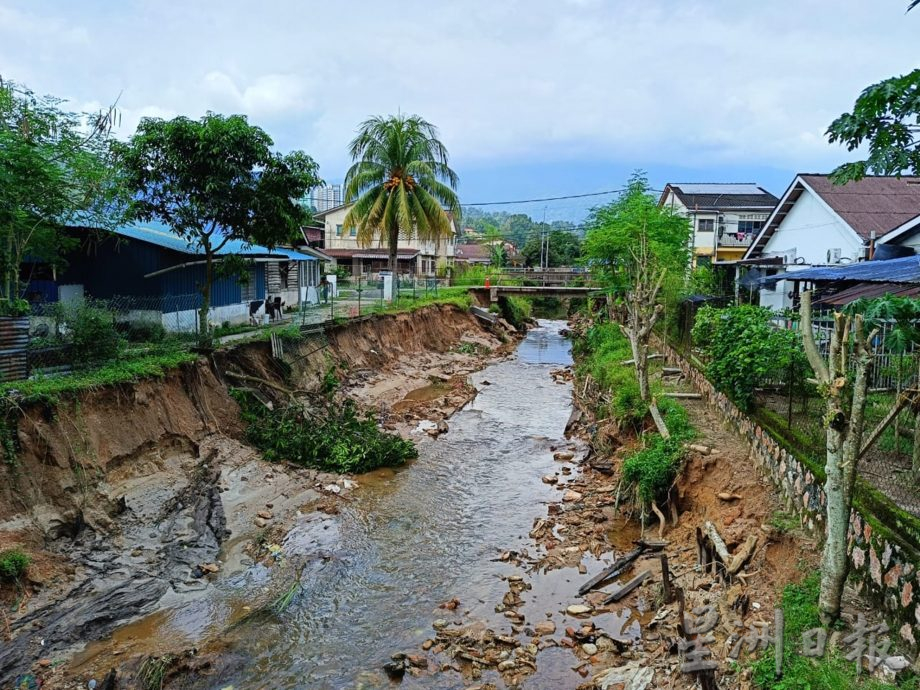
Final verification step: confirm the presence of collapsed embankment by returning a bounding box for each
[0,303,511,687]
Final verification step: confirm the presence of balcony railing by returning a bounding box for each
[717,233,755,248]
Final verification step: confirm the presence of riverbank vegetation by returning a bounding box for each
[233,391,417,474]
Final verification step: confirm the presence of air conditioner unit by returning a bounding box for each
[783,249,797,265]
[827,248,842,264]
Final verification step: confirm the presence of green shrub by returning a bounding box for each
[621,401,695,506]
[121,319,167,343]
[70,303,122,364]
[692,305,809,412]
[499,296,532,329]
[233,391,416,474]
[0,548,30,580]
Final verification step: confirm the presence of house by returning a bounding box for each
[314,203,456,277]
[454,242,492,265]
[25,223,318,331]
[742,174,920,309]
[658,183,779,266]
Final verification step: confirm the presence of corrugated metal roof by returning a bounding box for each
[815,282,920,306]
[114,223,316,261]
[671,183,768,195]
[762,256,920,285]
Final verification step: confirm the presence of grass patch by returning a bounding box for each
[769,510,801,534]
[0,347,197,406]
[0,548,30,580]
[362,287,472,316]
[751,574,915,689]
[233,391,417,474]
[498,295,533,330]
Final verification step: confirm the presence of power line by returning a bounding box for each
[463,188,658,206]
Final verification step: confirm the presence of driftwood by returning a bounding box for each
[578,547,644,595]
[727,535,759,575]
[603,570,651,604]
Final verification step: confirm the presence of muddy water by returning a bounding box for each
[83,321,606,688]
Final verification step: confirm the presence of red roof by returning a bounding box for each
[801,174,920,240]
[455,243,491,261]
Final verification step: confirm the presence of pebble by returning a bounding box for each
[541,474,558,484]
[38,659,52,667]
[257,510,273,520]
[534,620,556,635]
[582,643,598,655]
[497,660,517,672]
[566,604,592,616]
[432,619,448,630]
[421,639,434,651]
[253,517,267,528]
[562,490,584,503]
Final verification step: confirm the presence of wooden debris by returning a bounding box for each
[716,492,743,501]
[663,392,701,399]
[603,570,651,604]
[620,354,663,365]
[727,535,759,576]
[577,546,644,595]
[688,443,712,455]
[649,400,670,439]
[703,521,731,564]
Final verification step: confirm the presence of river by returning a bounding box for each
[81,320,596,689]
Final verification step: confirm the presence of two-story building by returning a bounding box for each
[314,203,456,277]
[658,183,779,266]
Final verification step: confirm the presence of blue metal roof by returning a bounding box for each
[762,256,920,285]
[113,222,316,261]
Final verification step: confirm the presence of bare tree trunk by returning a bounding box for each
[913,407,920,474]
[198,242,213,346]
[620,233,665,405]
[800,292,875,624]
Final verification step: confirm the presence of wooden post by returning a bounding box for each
[660,554,672,604]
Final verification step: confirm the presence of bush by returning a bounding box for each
[499,296,532,329]
[692,305,808,412]
[233,391,417,474]
[621,401,695,506]
[70,303,122,364]
[0,548,30,580]
[120,319,167,343]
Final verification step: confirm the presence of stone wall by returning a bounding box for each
[658,339,920,649]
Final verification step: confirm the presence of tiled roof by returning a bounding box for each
[324,248,420,260]
[455,243,491,260]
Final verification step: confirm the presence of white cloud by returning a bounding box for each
[1,0,919,182]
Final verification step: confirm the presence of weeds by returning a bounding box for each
[137,655,175,690]
[751,574,914,689]
[0,548,30,580]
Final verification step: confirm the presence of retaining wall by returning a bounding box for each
[658,339,920,648]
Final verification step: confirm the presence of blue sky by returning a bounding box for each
[2,1,919,222]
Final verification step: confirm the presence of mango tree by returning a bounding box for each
[117,114,320,345]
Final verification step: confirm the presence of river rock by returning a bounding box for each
[433,619,448,630]
[436,420,449,434]
[253,517,267,528]
[554,451,575,461]
[566,604,592,616]
[497,660,517,672]
[257,510,273,520]
[582,642,598,655]
[563,490,584,503]
[542,474,557,484]
[200,562,220,574]
[534,620,556,635]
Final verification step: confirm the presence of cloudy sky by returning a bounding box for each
[2,1,918,220]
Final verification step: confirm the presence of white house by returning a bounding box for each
[314,203,456,277]
[658,183,779,266]
[743,174,920,309]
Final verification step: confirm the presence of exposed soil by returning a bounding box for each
[0,304,514,688]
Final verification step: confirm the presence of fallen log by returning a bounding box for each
[603,570,651,604]
[649,401,670,439]
[621,354,663,365]
[727,535,759,576]
[703,521,731,564]
[663,392,702,400]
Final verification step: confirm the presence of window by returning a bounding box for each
[698,219,714,232]
[737,220,764,235]
[350,227,357,237]
[335,224,343,236]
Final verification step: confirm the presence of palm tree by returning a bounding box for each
[342,114,460,281]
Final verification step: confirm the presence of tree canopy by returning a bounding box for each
[342,114,460,275]
[520,229,582,267]
[827,68,920,183]
[581,172,690,294]
[0,80,125,310]
[117,113,320,341]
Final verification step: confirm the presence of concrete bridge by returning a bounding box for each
[468,284,598,305]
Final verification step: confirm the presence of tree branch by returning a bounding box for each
[800,292,830,383]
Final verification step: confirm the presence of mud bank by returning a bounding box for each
[0,304,512,687]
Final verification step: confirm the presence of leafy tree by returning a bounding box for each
[342,114,460,277]
[0,80,125,310]
[827,67,920,182]
[583,173,690,408]
[117,113,320,344]
[520,229,582,267]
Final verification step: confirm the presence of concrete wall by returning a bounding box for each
[660,339,920,649]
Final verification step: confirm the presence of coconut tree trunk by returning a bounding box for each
[800,292,875,624]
